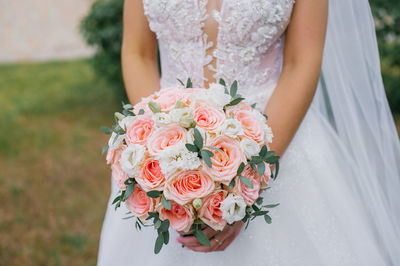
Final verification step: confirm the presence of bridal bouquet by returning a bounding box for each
[102,78,280,254]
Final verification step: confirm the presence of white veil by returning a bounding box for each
[313,0,400,264]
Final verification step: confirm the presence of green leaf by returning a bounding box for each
[186,78,193,88]
[185,143,199,153]
[264,214,272,224]
[190,121,196,128]
[138,109,145,115]
[259,145,268,157]
[252,210,268,216]
[162,196,171,210]
[112,195,121,205]
[122,215,136,220]
[250,162,257,171]
[255,197,263,205]
[159,219,170,232]
[219,78,226,87]
[135,220,142,231]
[239,175,254,189]
[224,87,229,95]
[205,146,223,153]
[154,219,162,229]
[193,228,211,247]
[100,126,112,135]
[228,178,236,190]
[230,80,238,97]
[147,190,161,198]
[263,113,268,120]
[122,109,134,116]
[237,162,245,175]
[177,78,185,86]
[101,145,109,155]
[226,97,245,107]
[263,203,280,208]
[257,162,265,176]
[193,128,203,149]
[123,183,135,200]
[154,233,164,254]
[163,230,170,244]
[252,204,260,211]
[201,150,213,168]
[251,103,257,108]
[274,161,280,180]
[148,101,161,113]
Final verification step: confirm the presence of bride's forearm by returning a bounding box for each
[121,50,160,105]
[263,63,320,157]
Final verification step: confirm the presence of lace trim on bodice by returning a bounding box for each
[143,0,295,107]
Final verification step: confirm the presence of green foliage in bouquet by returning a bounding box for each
[80,0,125,99]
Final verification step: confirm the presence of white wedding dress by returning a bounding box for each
[97,0,400,265]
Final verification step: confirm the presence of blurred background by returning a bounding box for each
[0,0,398,265]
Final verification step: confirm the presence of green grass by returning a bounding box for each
[0,59,120,265]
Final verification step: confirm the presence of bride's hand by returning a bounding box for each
[175,221,244,252]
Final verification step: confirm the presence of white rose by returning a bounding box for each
[120,144,145,177]
[188,91,209,106]
[251,109,267,124]
[263,125,274,144]
[170,107,195,128]
[108,132,124,149]
[220,194,247,224]
[157,144,201,176]
[240,137,261,159]
[207,83,231,108]
[218,118,244,138]
[119,116,135,131]
[152,112,171,126]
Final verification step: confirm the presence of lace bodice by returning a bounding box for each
[143,0,295,110]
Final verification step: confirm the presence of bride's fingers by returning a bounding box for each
[176,227,219,247]
[184,227,234,252]
[214,233,235,251]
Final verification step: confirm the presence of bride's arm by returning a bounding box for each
[121,0,160,105]
[178,0,329,252]
[264,0,329,157]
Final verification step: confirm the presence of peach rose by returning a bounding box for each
[111,163,129,190]
[204,135,245,183]
[225,102,253,117]
[154,87,185,111]
[125,114,154,145]
[234,165,261,205]
[158,200,194,232]
[126,185,157,219]
[235,110,264,144]
[198,190,227,231]
[194,104,225,132]
[164,169,215,205]
[147,125,187,155]
[136,158,166,191]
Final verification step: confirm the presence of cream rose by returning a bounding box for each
[120,144,146,177]
[163,169,215,205]
[218,118,244,138]
[240,137,261,160]
[220,194,247,224]
[169,107,195,128]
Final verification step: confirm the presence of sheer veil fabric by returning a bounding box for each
[97,0,400,265]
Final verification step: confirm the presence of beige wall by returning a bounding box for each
[0,0,95,62]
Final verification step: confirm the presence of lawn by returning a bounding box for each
[0,59,120,265]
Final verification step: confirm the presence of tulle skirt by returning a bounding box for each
[97,106,389,266]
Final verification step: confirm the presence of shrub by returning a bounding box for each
[80,0,125,99]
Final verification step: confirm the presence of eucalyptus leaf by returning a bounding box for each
[186,78,193,88]
[154,233,164,254]
[264,214,272,224]
[230,80,238,97]
[154,219,162,229]
[251,103,257,108]
[274,161,280,180]
[148,101,161,113]
[162,196,171,210]
[252,210,268,216]
[122,215,136,220]
[185,143,199,153]
[193,228,211,247]
[226,97,245,107]
[112,195,121,205]
[100,126,112,135]
[147,190,161,198]
[205,146,223,153]
[239,175,254,189]
[237,162,245,175]
[263,203,280,208]
[177,78,185,86]
[159,219,170,232]
[257,162,265,176]
[163,230,170,244]
[101,145,109,155]
[259,145,268,157]
[201,150,213,168]
[193,128,203,149]
[228,178,236,190]
[123,183,135,200]
[219,78,226,87]
[255,197,263,205]
[138,109,145,115]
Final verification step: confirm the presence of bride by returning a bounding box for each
[97,0,400,265]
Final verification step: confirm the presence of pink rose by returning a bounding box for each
[260,162,271,189]
[164,169,215,205]
[198,190,227,231]
[234,165,261,205]
[111,163,129,190]
[154,87,185,111]
[126,185,157,219]
[136,158,166,191]
[235,110,264,144]
[225,102,253,117]
[125,114,154,145]
[147,125,186,155]
[133,95,154,114]
[204,135,245,183]
[106,145,125,165]
[194,104,225,132]
[158,201,194,232]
